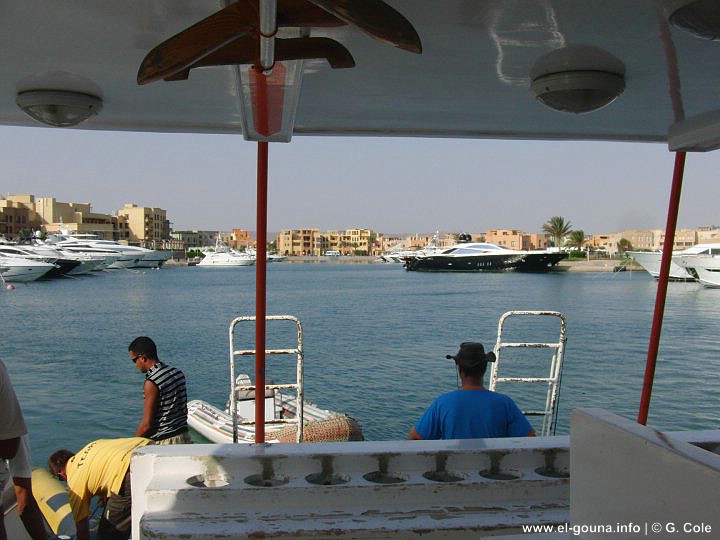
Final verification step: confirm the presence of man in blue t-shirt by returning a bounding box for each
[409,342,535,440]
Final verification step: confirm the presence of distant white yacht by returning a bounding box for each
[244,247,286,262]
[197,238,255,267]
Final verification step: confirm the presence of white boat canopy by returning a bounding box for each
[2,1,720,147]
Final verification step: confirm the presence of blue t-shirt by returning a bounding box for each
[414,389,532,440]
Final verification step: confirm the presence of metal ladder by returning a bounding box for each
[488,311,567,436]
[228,315,304,443]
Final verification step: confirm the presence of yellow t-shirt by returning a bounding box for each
[66,437,150,521]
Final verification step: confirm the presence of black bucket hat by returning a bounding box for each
[446,342,496,368]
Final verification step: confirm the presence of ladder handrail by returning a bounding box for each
[228,315,304,443]
[488,310,567,437]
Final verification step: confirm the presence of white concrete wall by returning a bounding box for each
[570,409,720,539]
[131,437,570,539]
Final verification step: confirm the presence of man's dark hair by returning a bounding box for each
[459,362,488,379]
[129,336,158,360]
[48,449,75,478]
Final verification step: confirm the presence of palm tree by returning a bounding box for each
[542,216,572,247]
[568,230,586,250]
[617,238,633,254]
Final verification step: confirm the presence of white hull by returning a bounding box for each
[134,250,174,268]
[197,256,255,267]
[108,254,143,269]
[678,255,720,287]
[65,257,104,275]
[0,258,54,282]
[628,251,694,281]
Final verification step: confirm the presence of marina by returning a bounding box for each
[4,264,718,462]
[2,0,720,537]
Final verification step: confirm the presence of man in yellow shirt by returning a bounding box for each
[48,437,151,540]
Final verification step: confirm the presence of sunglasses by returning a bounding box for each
[130,354,141,364]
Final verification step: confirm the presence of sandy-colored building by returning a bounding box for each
[483,229,551,250]
[0,196,41,238]
[230,229,254,250]
[171,230,219,249]
[696,226,720,244]
[117,203,170,248]
[277,229,320,256]
[2,194,117,238]
[341,229,376,255]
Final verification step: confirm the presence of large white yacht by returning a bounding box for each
[629,244,720,283]
[45,233,172,268]
[628,250,695,281]
[0,256,55,282]
[673,244,720,287]
[0,244,79,277]
[404,241,567,272]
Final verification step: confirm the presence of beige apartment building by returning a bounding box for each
[2,194,117,238]
[0,196,41,238]
[117,203,171,248]
[171,230,219,249]
[230,229,254,250]
[277,229,320,256]
[276,228,380,255]
[340,229,376,255]
[483,229,551,250]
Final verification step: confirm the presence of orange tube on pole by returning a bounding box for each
[637,151,686,425]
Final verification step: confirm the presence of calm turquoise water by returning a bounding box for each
[2,263,719,465]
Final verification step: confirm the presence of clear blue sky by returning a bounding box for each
[2,125,718,236]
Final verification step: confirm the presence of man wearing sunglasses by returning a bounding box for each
[128,336,190,445]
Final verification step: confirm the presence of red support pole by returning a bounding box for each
[637,151,686,425]
[255,140,269,443]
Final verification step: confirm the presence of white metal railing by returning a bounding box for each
[228,315,304,443]
[489,310,567,436]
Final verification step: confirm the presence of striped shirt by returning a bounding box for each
[145,362,188,440]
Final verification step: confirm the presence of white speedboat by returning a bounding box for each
[0,256,55,282]
[197,238,255,267]
[628,250,695,281]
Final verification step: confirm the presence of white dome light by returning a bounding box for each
[530,46,625,114]
[531,71,625,114]
[16,90,102,127]
[669,0,720,40]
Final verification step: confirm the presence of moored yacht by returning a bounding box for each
[673,244,720,287]
[0,244,80,277]
[404,242,525,271]
[197,238,255,267]
[0,256,55,282]
[628,250,695,281]
[404,242,566,272]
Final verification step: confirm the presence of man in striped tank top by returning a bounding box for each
[128,336,191,444]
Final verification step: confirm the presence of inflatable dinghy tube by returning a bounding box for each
[31,467,75,537]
